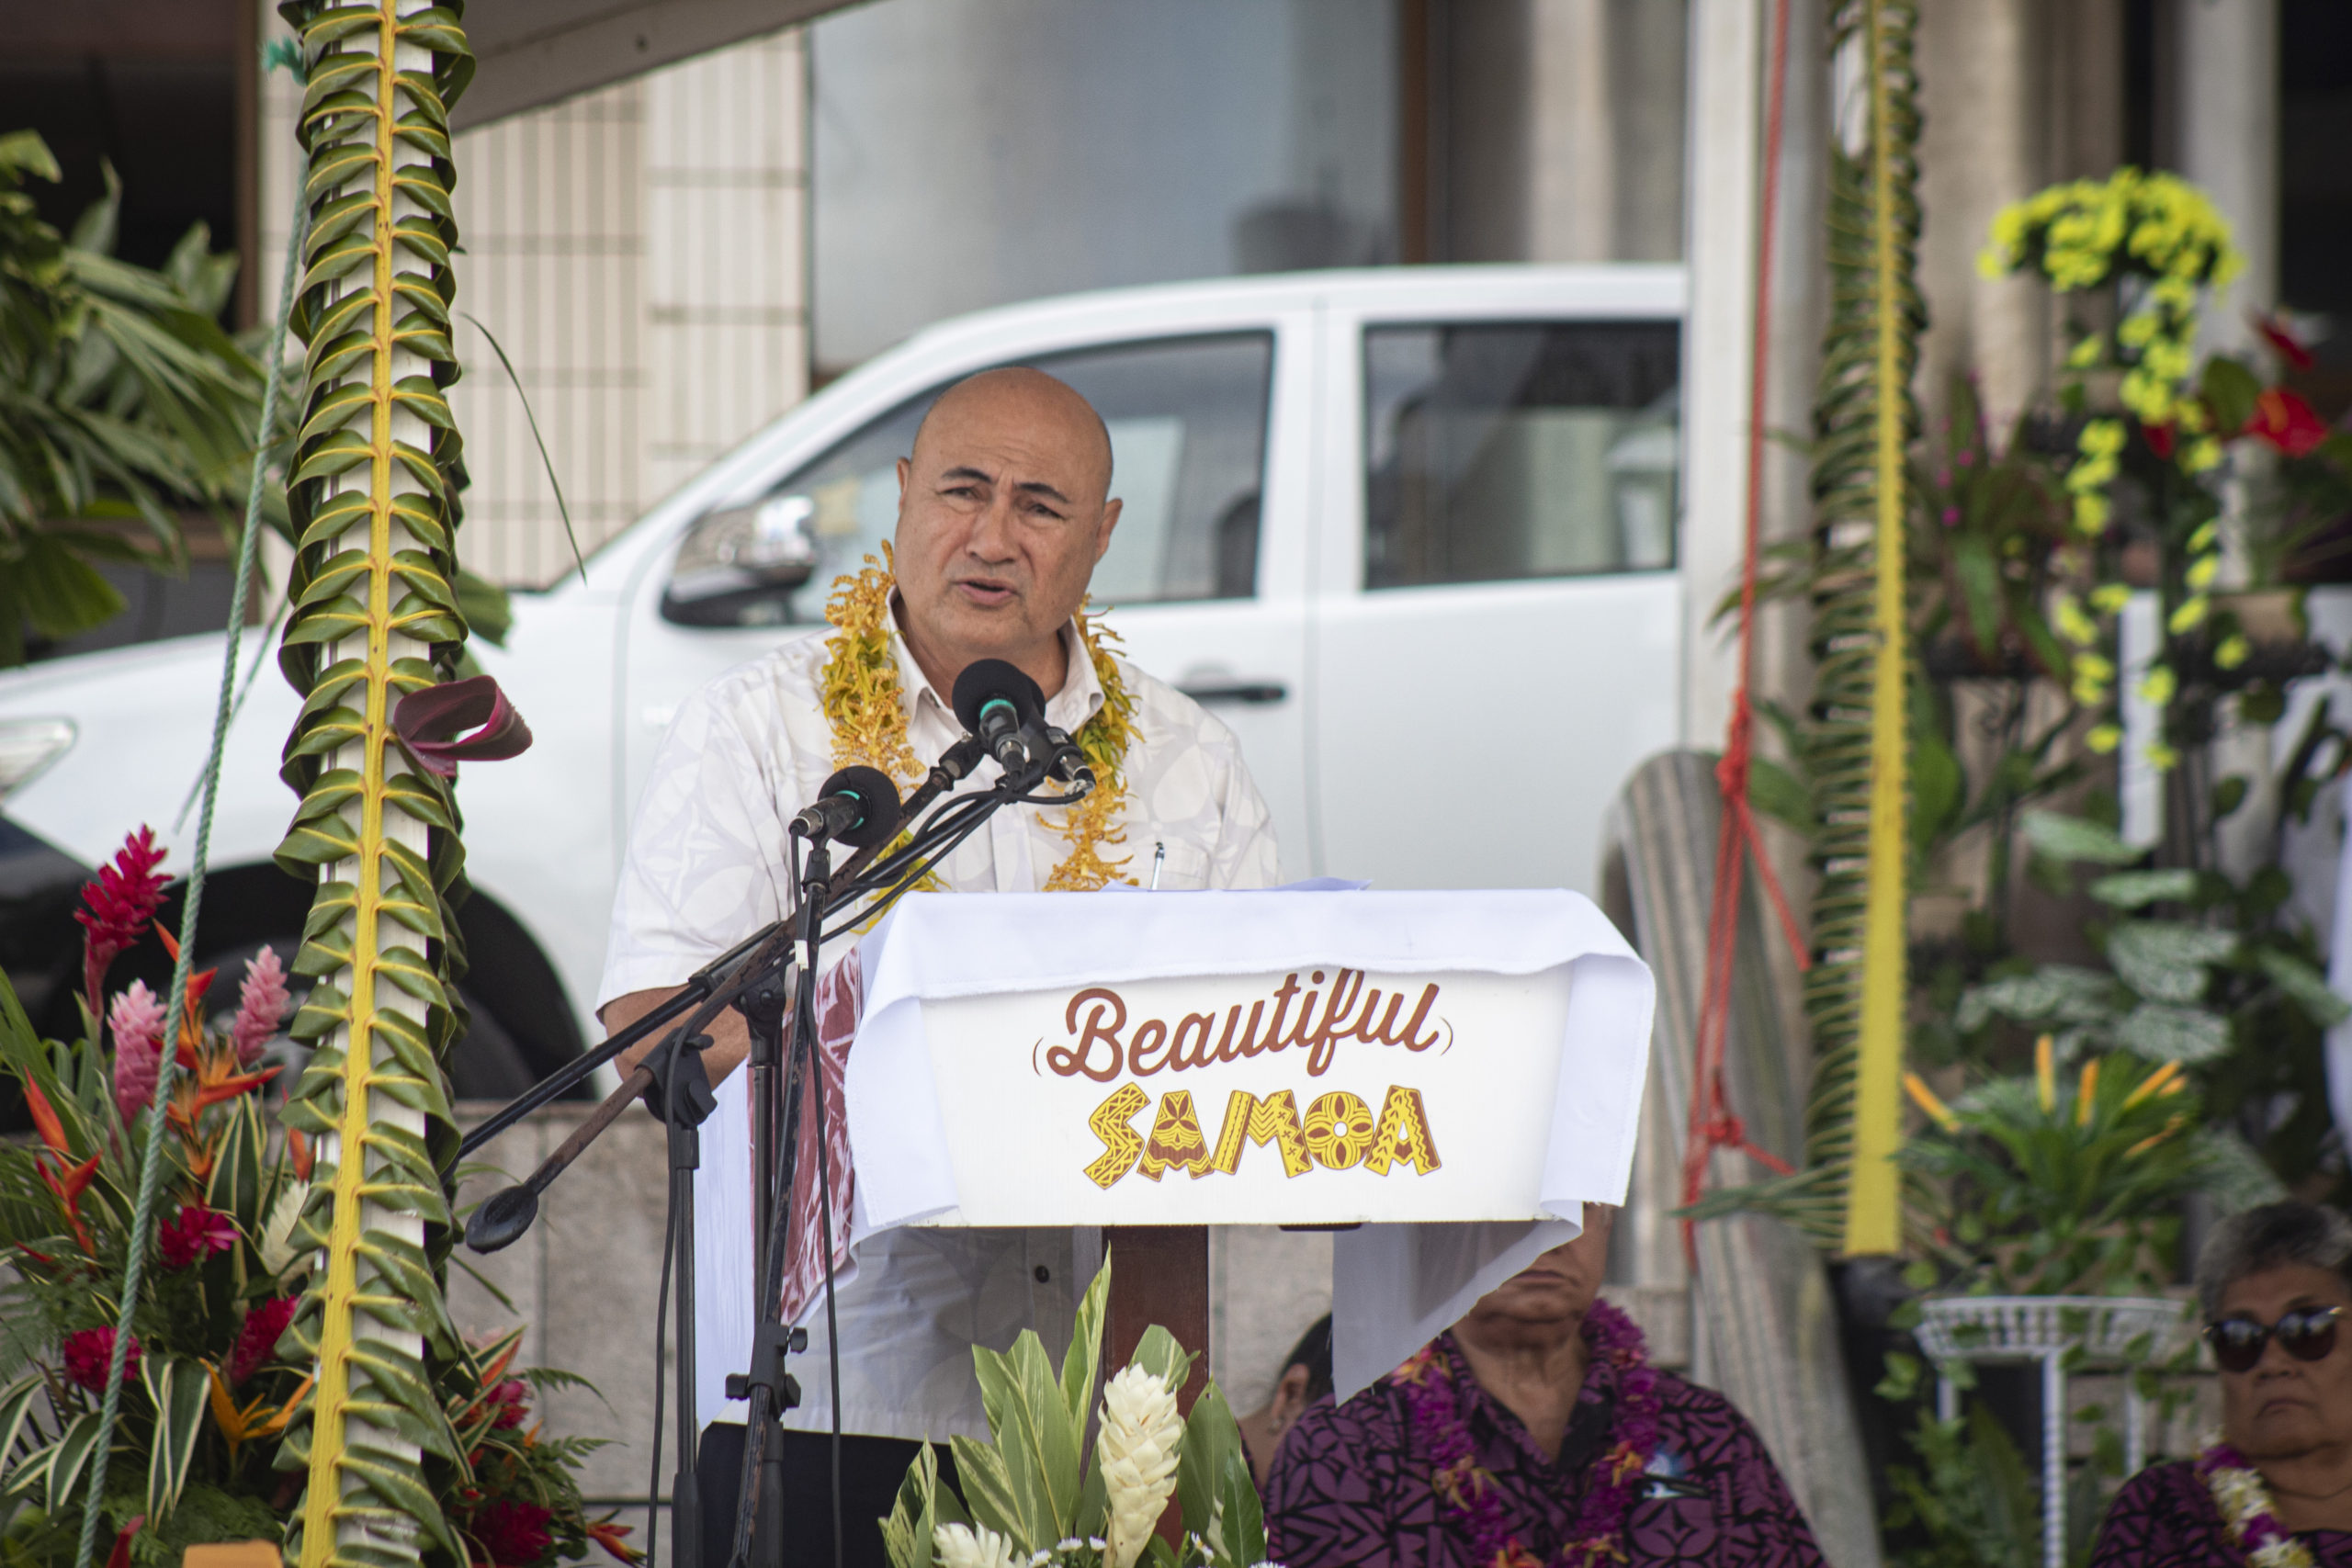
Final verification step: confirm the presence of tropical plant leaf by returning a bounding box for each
[2020,810,2143,868]
[143,1355,212,1518]
[2087,868,2200,910]
[2105,921,2236,1004]
[2114,1004,2232,1064]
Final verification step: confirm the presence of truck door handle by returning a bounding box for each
[1179,680,1288,706]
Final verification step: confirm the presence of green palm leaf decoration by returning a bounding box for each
[266,6,479,1566]
[1808,0,1924,1255]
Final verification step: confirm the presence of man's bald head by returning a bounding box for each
[912,367,1114,509]
[890,366,1124,702]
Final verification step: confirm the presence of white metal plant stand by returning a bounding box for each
[1916,1295,2194,1568]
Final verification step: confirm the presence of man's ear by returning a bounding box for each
[1093,497,1122,564]
[897,456,911,502]
[1270,1363,1314,1422]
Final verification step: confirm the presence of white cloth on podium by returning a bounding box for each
[596,609,1279,1442]
[841,886,1654,1402]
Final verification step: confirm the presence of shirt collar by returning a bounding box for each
[887,596,1105,736]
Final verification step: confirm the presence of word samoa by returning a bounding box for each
[1044,969,1445,1084]
[1084,1083,1441,1190]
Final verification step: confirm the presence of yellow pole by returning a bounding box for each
[1841,0,1909,1257]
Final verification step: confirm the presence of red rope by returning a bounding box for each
[1679,0,1807,1265]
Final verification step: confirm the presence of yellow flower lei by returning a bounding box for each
[819,548,1138,891]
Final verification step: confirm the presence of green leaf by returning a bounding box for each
[1176,1380,1246,1549]
[2190,1126,2290,1213]
[2200,355,2263,437]
[2086,869,2199,910]
[2256,948,2352,1027]
[1062,1258,1112,1433]
[948,1434,1028,1549]
[2114,1003,2232,1064]
[12,532,129,642]
[142,1356,211,1518]
[46,1410,103,1513]
[2106,921,2236,1004]
[1126,1325,1194,1396]
[1746,755,1815,834]
[2021,810,2143,867]
[1956,965,2120,1032]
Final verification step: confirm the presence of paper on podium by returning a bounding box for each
[703,886,1657,1416]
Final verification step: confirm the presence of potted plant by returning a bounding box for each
[0,829,640,1568]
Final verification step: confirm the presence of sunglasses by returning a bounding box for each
[2205,1305,2345,1372]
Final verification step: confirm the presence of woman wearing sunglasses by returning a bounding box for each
[2092,1201,2352,1566]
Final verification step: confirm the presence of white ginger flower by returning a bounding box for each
[1096,1365,1184,1568]
[933,1523,1022,1568]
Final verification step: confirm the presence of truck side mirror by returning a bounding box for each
[661,493,820,626]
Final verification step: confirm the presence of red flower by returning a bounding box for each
[2143,421,2177,459]
[62,1326,140,1393]
[584,1517,642,1565]
[104,1516,143,1568]
[2247,387,2331,457]
[74,829,167,1017]
[228,1296,300,1384]
[484,1378,530,1429]
[469,1499,553,1567]
[2256,312,2318,373]
[230,947,291,1067]
[157,1203,238,1269]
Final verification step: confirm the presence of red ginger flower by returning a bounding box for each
[2257,311,2318,372]
[62,1325,140,1392]
[109,981,166,1123]
[483,1378,530,1429]
[584,1516,643,1565]
[74,829,167,1017]
[2248,386,2331,457]
[228,1295,299,1384]
[469,1499,553,1568]
[230,947,290,1067]
[156,1203,237,1269]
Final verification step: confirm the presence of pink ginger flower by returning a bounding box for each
[109,981,167,1123]
[230,947,290,1067]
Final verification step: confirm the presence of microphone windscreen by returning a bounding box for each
[819,763,904,849]
[951,659,1046,736]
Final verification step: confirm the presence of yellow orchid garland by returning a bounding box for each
[820,549,1139,890]
[1981,169,2244,769]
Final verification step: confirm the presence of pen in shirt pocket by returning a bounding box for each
[1149,840,1165,890]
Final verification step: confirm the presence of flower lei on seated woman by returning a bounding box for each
[2199,1440,2318,1568]
[819,548,1139,890]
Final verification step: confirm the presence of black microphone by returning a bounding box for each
[951,659,1046,773]
[1023,720,1093,791]
[789,765,903,847]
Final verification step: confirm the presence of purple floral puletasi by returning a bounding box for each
[1264,1331,1828,1568]
[2091,1461,2352,1566]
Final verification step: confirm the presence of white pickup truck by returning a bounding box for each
[0,264,1687,1095]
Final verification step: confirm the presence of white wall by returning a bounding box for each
[259,11,809,590]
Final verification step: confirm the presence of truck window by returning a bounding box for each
[1363,321,1679,590]
[681,332,1276,626]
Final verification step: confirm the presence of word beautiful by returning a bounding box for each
[1046,968,1448,1191]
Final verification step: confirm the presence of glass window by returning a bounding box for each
[1363,321,1679,590]
[665,332,1272,626]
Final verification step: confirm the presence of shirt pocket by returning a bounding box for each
[1140,837,1213,890]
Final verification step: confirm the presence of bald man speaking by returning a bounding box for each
[596,367,1278,1566]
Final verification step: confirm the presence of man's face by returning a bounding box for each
[892,371,1120,685]
[1465,1205,1615,1327]
[2217,1263,2352,1461]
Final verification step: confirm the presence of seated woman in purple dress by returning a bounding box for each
[2092,1201,2352,1566]
[1263,1204,1826,1568]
